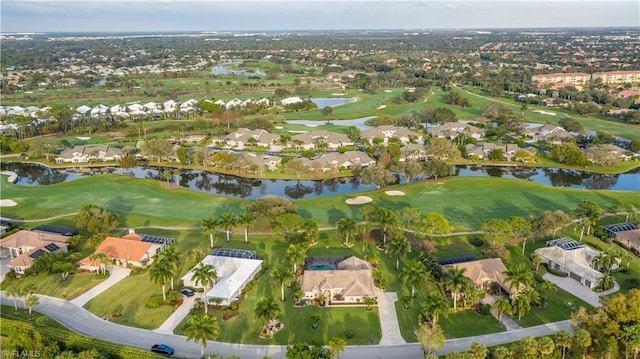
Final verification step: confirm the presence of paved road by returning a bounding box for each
[70,266,131,307]
[1,292,574,359]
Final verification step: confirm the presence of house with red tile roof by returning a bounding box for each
[79,229,161,271]
[0,230,69,274]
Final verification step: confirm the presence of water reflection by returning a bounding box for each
[1,162,638,200]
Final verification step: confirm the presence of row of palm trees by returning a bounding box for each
[201,212,254,247]
[5,284,40,318]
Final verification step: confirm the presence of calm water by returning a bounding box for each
[286,116,376,130]
[1,162,638,200]
[308,97,356,108]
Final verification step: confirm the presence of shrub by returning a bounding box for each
[624,278,640,290]
[468,237,484,247]
[479,303,492,316]
[344,331,354,339]
[34,316,51,326]
[129,267,148,276]
[545,265,569,277]
[145,296,163,308]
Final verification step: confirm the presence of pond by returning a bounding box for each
[286,116,376,130]
[308,97,356,108]
[1,163,638,200]
[210,65,265,77]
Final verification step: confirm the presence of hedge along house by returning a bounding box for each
[534,238,618,290]
[182,249,263,306]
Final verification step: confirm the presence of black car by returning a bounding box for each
[180,288,195,297]
[151,344,174,356]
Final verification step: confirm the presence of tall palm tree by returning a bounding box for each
[373,207,400,248]
[25,294,39,318]
[155,245,183,290]
[88,252,110,276]
[444,267,468,310]
[530,252,544,272]
[554,330,573,359]
[512,294,531,321]
[421,292,450,325]
[254,297,280,326]
[201,215,220,248]
[503,263,533,296]
[336,217,359,247]
[286,244,306,274]
[189,249,206,263]
[237,211,254,243]
[218,213,237,242]
[328,337,347,359]
[184,313,220,358]
[538,279,557,305]
[6,286,21,312]
[387,236,411,270]
[191,264,218,315]
[401,259,427,297]
[493,298,512,323]
[149,260,173,302]
[598,272,615,291]
[271,264,296,301]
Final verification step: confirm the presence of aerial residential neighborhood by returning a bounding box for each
[1,2,640,359]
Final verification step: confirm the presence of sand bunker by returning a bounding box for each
[274,126,284,129]
[345,196,373,205]
[0,199,17,207]
[76,136,91,141]
[533,110,556,116]
[377,105,387,109]
[331,93,346,96]
[385,190,405,196]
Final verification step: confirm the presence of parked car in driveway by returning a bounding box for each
[180,288,195,297]
[151,344,174,355]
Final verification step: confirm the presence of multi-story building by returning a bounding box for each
[592,70,640,84]
[532,72,590,86]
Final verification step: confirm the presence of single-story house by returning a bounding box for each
[534,238,615,290]
[442,258,517,296]
[78,229,162,271]
[56,144,123,163]
[428,122,485,140]
[615,229,640,252]
[362,125,421,145]
[300,256,376,304]
[465,143,530,161]
[314,151,375,172]
[182,254,263,306]
[524,124,574,143]
[0,230,70,274]
[291,130,353,151]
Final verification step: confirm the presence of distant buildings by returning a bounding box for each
[532,70,640,87]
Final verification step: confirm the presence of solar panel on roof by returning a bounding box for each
[437,254,477,265]
[212,248,257,259]
[44,243,60,251]
[29,249,47,259]
[140,234,175,249]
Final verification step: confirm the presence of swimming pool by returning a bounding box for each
[310,264,334,270]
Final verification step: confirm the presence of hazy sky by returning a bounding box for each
[1,0,639,33]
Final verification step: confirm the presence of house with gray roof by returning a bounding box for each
[524,124,574,143]
[428,122,485,140]
[56,144,123,163]
[362,125,421,145]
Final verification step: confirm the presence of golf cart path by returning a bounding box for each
[1,292,573,359]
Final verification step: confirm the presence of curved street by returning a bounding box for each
[1,292,572,359]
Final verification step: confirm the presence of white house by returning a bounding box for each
[182,254,263,306]
[281,96,304,106]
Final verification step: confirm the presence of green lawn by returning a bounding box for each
[83,272,175,329]
[1,272,106,300]
[516,288,592,328]
[439,310,504,338]
[1,304,67,329]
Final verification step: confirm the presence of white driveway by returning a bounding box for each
[154,292,201,334]
[0,258,11,283]
[70,266,131,307]
[542,273,620,307]
[375,290,406,345]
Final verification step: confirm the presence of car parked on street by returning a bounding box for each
[151,344,174,356]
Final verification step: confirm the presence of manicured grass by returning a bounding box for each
[439,310,504,338]
[83,272,175,329]
[1,272,107,300]
[1,305,67,329]
[516,288,592,327]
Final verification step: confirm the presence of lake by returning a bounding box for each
[308,97,356,108]
[286,116,376,130]
[2,162,638,200]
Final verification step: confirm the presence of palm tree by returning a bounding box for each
[421,292,450,325]
[6,286,21,313]
[444,267,468,310]
[191,264,218,315]
[309,314,321,329]
[493,298,512,323]
[286,244,306,274]
[512,294,531,321]
[271,264,296,301]
[503,263,533,296]
[538,279,557,305]
[518,286,541,307]
[336,217,359,247]
[530,252,544,272]
[387,237,411,270]
[254,297,280,326]
[155,245,183,290]
[25,294,40,318]
[573,328,592,359]
[88,252,110,276]
[328,337,347,359]
[184,313,220,358]
[469,342,488,359]
[189,249,206,263]
[363,296,377,311]
[401,259,427,297]
[373,208,400,248]
[218,213,237,242]
[598,272,615,291]
[237,211,254,243]
[149,260,173,302]
[554,330,573,359]
[201,215,220,248]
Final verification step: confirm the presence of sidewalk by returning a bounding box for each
[154,292,201,334]
[375,290,406,345]
[70,266,131,307]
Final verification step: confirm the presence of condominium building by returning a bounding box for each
[592,70,640,84]
[532,72,590,86]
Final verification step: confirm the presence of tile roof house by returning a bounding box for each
[614,229,640,252]
[584,144,632,165]
[427,122,485,140]
[0,230,70,274]
[400,143,428,162]
[524,124,574,143]
[442,258,517,296]
[56,144,123,163]
[221,128,280,148]
[300,256,376,305]
[362,125,421,145]
[465,143,531,161]
[291,130,353,151]
[79,230,161,271]
[534,238,616,290]
[314,151,375,172]
[182,255,263,306]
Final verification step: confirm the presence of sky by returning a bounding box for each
[1,0,639,33]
